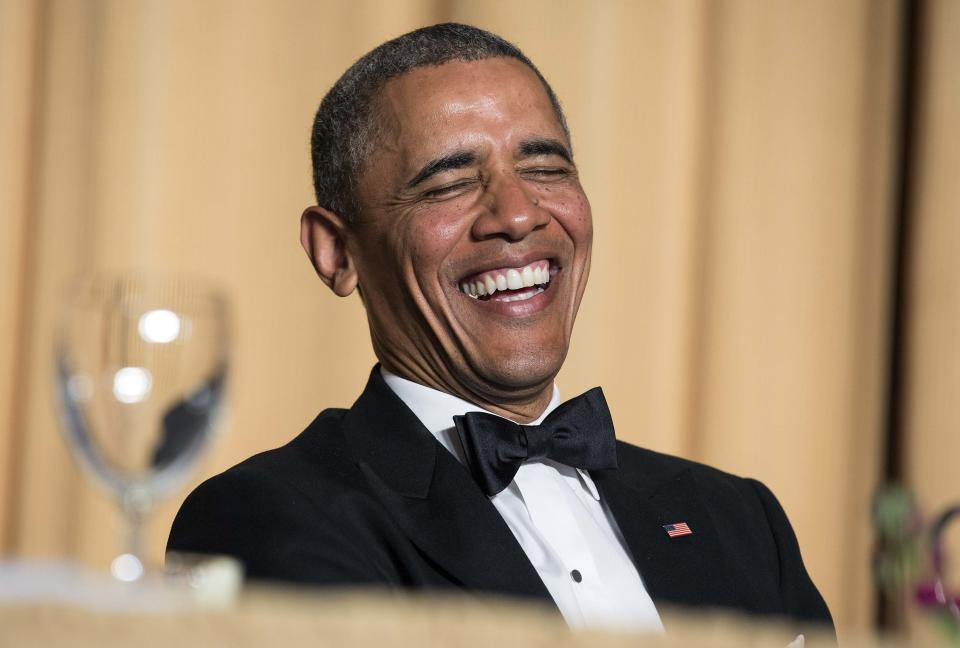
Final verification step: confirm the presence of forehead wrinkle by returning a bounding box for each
[440,93,499,118]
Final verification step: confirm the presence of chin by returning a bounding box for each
[471,346,566,392]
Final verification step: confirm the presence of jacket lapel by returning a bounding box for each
[344,368,552,603]
[594,455,757,620]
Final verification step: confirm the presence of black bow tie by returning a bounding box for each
[453,388,618,497]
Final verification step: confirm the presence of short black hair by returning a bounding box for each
[309,22,569,222]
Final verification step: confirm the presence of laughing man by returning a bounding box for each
[168,23,833,637]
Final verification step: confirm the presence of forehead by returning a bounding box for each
[373,57,567,157]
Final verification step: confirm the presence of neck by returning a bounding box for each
[380,360,554,424]
[472,387,554,424]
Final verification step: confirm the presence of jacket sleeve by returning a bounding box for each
[167,467,393,587]
[746,478,836,640]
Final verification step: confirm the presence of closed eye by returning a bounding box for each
[522,167,572,180]
[421,179,480,201]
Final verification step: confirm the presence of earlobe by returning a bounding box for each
[300,206,359,297]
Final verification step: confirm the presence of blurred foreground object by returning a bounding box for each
[0,556,241,612]
[874,485,960,643]
[0,586,862,648]
[54,274,230,582]
[917,506,960,642]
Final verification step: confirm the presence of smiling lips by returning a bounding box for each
[458,259,554,303]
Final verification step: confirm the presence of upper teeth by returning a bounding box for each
[459,261,551,298]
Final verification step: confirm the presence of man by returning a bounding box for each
[168,22,833,637]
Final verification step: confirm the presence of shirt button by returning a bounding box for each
[570,569,582,583]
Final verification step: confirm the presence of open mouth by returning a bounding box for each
[457,259,558,303]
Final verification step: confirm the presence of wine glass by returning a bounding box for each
[55,274,230,582]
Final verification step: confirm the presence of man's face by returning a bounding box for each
[347,57,592,405]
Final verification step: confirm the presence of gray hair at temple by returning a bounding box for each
[309,22,570,223]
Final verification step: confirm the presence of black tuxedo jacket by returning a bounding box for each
[168,367,833,636]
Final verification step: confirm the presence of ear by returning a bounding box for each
[300,206,359,297]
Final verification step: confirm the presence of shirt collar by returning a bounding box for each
[380,368,600,500]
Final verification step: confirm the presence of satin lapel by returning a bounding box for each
[344,368,552,603]
[594,464,751,619]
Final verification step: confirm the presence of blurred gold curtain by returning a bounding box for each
[1,0,957,641]
[903,0,960,600]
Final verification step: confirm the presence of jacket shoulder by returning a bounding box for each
[220,408,356,487]
[614,440,752,492]
[167,408,398,585]
[171,406,377,521]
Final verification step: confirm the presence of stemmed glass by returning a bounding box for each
[55,274,230,582]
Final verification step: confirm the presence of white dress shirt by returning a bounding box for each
[381,369,663,632]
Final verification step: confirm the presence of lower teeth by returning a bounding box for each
[461,282,550,301]
[494,287,544,302]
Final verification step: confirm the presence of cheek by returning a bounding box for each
[544,189,593,247]
[400,209,469,282]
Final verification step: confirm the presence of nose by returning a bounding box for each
[470,175,550,242]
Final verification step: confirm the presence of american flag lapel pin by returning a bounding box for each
[663,522,693,538]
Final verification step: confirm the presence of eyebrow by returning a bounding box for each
[405,150,477,190]
[403,138,573,191]
[517,138,572,163]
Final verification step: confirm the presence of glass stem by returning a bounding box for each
[112,485,152,581]
[125,504,144,564]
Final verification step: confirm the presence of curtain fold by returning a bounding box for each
[0,0,44,555]
[903,0,960,589]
